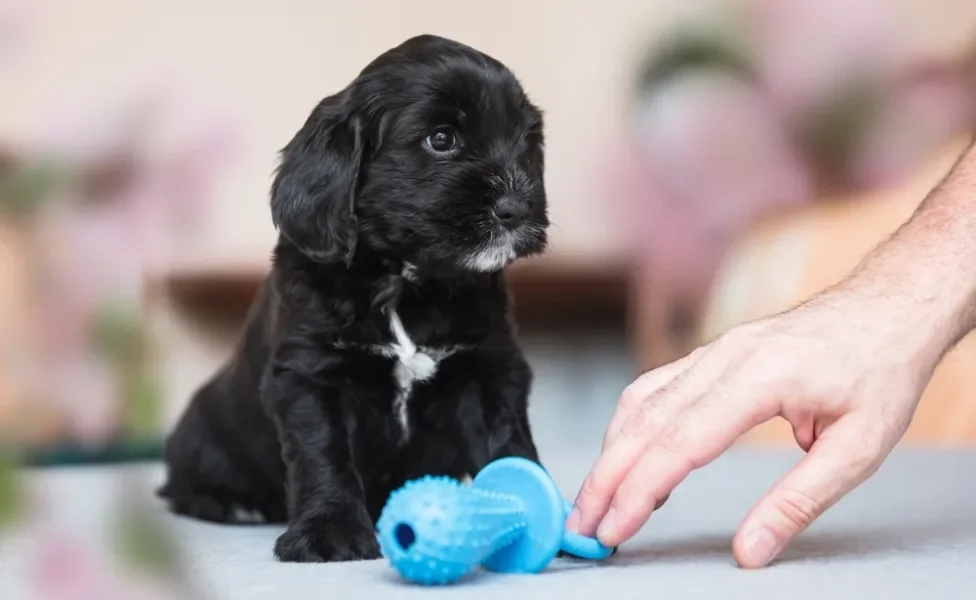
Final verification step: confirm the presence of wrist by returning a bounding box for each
[838,199,976,371]
[807,276,951,379]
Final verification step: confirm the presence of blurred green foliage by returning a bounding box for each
[122,374,163,441]
[93,304,145,363]
[113,499,181,575]
[93,303,162,439]
[0,452,24,529]
[800,81,883,184]
[0,160,71,216]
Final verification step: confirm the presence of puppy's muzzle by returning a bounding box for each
[491,195,530,229]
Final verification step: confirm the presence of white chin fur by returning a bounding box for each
[462,236,518,272]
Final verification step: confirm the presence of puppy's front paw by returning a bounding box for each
[274,518,381,563]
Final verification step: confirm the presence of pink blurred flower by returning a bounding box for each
[28,94,239,313]
[851,64,976,188]
[29,531,190,600]
[33,197,144,352]
[19,96,240,446]
[32,96,239,262]
[612,69,811,296]
[747,0,899,115]
[31,534,122,600]
[44,357,121,447]
[136,118,239,259]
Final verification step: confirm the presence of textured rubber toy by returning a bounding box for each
[376,457,613,585]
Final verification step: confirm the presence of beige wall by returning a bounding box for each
[4,0,976,428]
[4,0,975,269]
[0,0,715,270]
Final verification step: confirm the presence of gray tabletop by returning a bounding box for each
[0,448,973,600]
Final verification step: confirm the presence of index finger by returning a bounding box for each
[601,351,701,451]
[568,364,707,536]
[595,384,776,546]
[567,423,652,536]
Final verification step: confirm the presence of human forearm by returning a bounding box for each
[828,141,976,368]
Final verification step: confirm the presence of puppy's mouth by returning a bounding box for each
[460,223,547,273]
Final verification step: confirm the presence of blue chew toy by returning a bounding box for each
[376,456,613,585]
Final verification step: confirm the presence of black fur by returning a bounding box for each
[158,34,550,563]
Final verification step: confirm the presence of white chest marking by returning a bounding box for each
[386,310,438,442]
[330,311,465,443]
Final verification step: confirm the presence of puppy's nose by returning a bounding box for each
[491,196,529,228]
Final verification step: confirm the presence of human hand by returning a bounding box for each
[566,286,947,568]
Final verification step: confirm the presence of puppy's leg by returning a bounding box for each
[159,376,287,525]
[465,335,540,473]
[262,352,380,563]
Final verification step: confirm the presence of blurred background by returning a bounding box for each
[1,0,976,597]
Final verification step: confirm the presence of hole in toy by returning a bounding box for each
[394,523,416,550]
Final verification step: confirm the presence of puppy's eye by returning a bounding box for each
[425,127,458,154]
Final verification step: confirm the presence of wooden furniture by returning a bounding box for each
[155,254,630,331]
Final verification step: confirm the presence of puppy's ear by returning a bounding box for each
[270,91,364,264]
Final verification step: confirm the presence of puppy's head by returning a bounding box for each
[271,35,549,274]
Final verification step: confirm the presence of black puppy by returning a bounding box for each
[158,34,550,563]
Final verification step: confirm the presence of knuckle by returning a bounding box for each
[618,384,645,411]
[863,422,892,454]
[723,321,762,346]
[576,473,610,512]
[773,488,822,530]
[613,486,656,523]
[656,428,702,470]
[686,345,709,362]
[711,330,760,368]
[848,434,886,475]
[601,424,623,451]
[620,402,661,437]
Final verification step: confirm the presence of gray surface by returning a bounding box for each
[2,331,975,598]
[2,450,974,599]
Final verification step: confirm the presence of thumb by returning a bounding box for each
[732,416,888,568]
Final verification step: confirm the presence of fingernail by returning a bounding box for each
[565,505,581,531]
[596,508,617,544]
[743,527,781,567]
